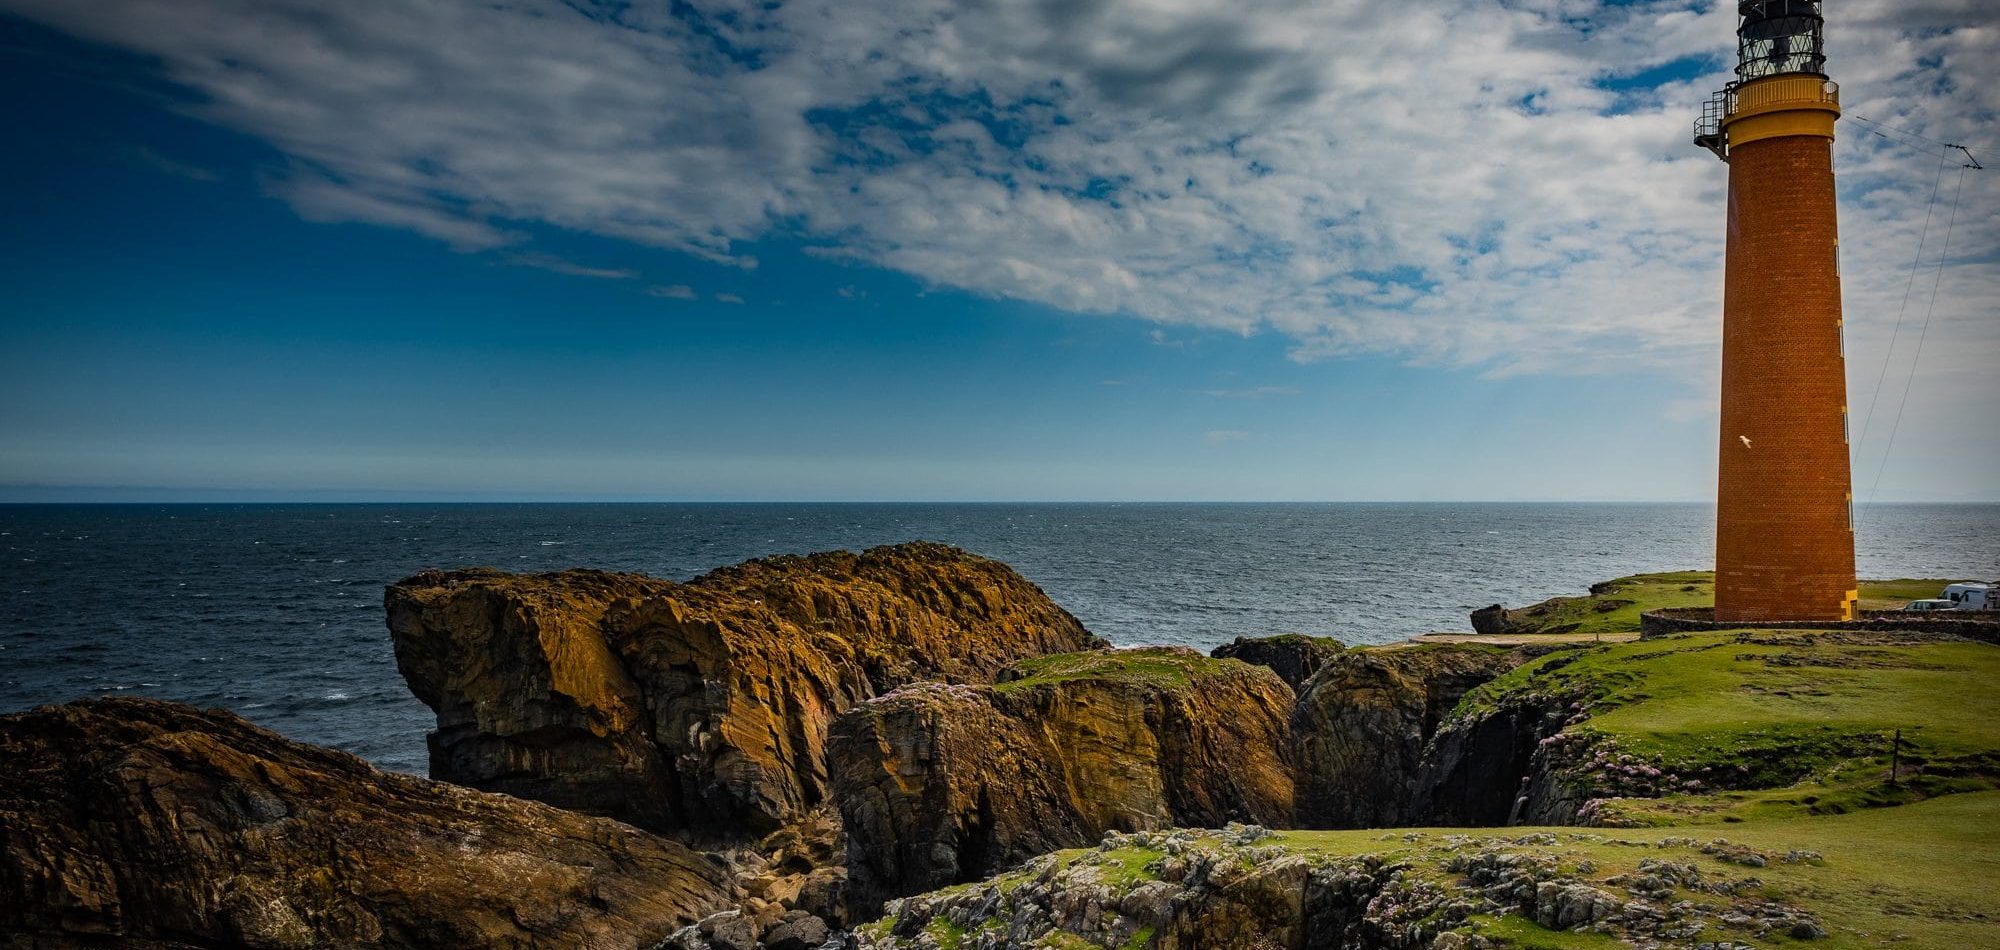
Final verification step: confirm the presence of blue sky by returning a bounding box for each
[0,3,1993,501]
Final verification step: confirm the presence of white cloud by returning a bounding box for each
[715,292,746,304]
[506,252,638,280]
[646,284,699,300]
[8,0,1994,390]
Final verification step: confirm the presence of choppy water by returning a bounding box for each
[2,502,1994,774]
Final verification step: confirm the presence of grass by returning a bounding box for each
[1468,913,1628,949]
[996,647,1251,693]
[1857,578,1969,611]
[1484,573,1967,635]
[1503,571,1716,635]
[923,917,966,949]
[1098,847,1166,887]
[1259,792,2000,950]
[1455,630,2000,823]
[946,794,2000,950]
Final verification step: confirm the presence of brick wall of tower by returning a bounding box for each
[1715,133,1857,621]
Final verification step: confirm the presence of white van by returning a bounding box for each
[1942,583,1994,611]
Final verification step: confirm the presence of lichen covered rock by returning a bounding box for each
[854,824,1829,949]
[0,698,732,949]
[830,648,1297,914]
[386,542,1104,837]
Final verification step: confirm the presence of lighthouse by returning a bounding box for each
[1693,0,1857,622]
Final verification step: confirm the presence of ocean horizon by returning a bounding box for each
[5,501,1996,775]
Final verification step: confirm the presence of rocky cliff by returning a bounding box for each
[828,648,1297,915]
[386,542,1103,838]
[1210,634,1345,690]
[0,698,732,949]
[1291,645,1525,828]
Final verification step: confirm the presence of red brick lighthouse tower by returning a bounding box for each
[1693,0,1857,622]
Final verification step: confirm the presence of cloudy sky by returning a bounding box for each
[0,0,1993,501]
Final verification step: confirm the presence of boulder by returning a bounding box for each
[386,542,1104,837]
[1469,604,1518,635]
[0,698,731,949]
[1291,645,1524,828]
[1211,633,1346,690]
[760,912,829,950]
[829,648,1296,914]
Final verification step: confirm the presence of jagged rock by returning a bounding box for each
[852,829,1442,949]
[386,542,1104,837]
[829,648,1296,915]
[856,827,1829,949]
[1292,645,1525,828]
[788,866,847,926]
[1211,634,1346,690]
[713,807,851,930]
[1533,881,1626,929]
[0,699,731,949]
[760,911,830,950]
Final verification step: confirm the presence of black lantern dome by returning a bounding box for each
[1736,0,1826,80]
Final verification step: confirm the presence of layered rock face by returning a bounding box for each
[0,699,731,950]
[387,542,1103,837]
[1292,645,1525,828]
[829,648,1296,914]
[1412,687,1578,827]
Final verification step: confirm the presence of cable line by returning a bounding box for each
[1850,146,1949,510]
[1865,162,1970,507]
[1847,113,1993,155]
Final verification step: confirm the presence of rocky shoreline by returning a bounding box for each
[4,544,1996,949]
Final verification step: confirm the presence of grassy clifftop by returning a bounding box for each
[994,646,1256,693]
[1476,572,1967,635]
[865,625,2000,949]
[1457,630,2000,825]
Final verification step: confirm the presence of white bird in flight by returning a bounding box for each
[1739,435,1753,449]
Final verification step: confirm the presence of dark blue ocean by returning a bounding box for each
[3,503,1995,774]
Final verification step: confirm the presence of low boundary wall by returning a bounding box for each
[1640,607,2000,643]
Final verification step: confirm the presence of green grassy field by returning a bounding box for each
[908,792,2000,950]
[1487,573,1967,635]
[1459,629,2000,824]
[1263,792,2000,950]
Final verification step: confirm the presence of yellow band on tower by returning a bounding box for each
[1723,75,1840,148]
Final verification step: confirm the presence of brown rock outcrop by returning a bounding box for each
[386,542,1103,838]
[1292,644,1525,828]
[1211,634,1346,690]
[0,698,731,949]
[828,647,1296,915]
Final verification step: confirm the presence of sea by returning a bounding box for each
[3,502,1995,775]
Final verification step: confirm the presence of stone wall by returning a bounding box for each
[1640,607,2000,643]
